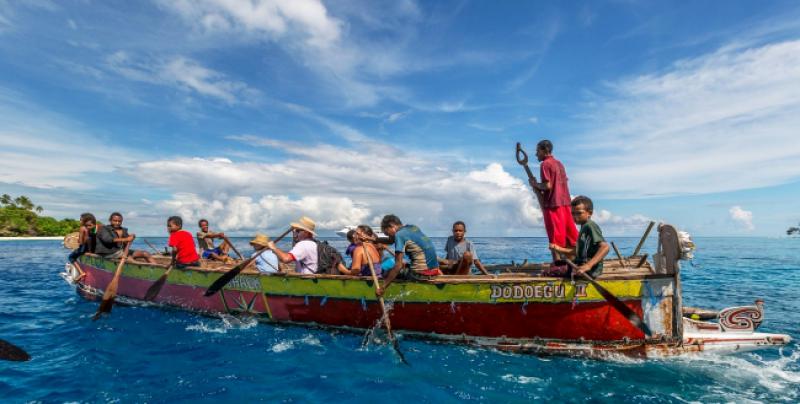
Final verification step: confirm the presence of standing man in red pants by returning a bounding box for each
[529,140,578,260]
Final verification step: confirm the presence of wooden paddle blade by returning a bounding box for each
[0,339,30,361]
[392,338,409,365]
[204,262,247,297]
[92,297,115,320]
[564,259,651,337]
[143,273,169,301]
[584,275,652,337]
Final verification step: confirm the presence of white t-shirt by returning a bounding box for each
[289,239,318,274]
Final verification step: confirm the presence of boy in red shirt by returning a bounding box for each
[167,216,200,268]
[528,140,578,259]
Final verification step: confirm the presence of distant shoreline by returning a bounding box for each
[0,236,63,241]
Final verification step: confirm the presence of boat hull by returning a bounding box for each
[67,255,790,358]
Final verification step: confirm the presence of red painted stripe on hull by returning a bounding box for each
[266,296,645,341]
[78,263,645,341]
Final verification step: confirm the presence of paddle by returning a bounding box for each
[564,259,651,337]
[204,227,292,297]
[222,235,244,260]
[0,339,30,361]
[92,242,131,320]
[360,236,408,364]
[143,256,175,301]
[143,239,162,255]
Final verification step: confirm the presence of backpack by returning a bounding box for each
[314,240,343,274]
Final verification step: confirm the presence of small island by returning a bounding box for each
[789,225,799,236]
[0,194,79,237]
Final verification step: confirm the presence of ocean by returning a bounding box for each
[1,237,798,403]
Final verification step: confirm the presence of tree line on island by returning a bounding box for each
[0,194,79,237]
[789,224,800,236]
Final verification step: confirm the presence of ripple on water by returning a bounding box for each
[0,238,798,402]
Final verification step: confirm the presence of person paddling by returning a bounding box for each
[376,214,441,297]
[549,196,609,277]
[167,216,201,269]
[344,225,382,277]
[249,234,280,273]
[528,140,578,260]
[197,219,232,262]
[266,216,319,274]
[95,212,156,264]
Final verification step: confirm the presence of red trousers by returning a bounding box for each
[543,205,578,247]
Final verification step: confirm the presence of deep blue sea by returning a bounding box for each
[1,236,798,403]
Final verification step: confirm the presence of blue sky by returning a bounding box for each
[1,0,799,237]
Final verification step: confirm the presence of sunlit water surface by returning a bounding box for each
[1,237,798,402]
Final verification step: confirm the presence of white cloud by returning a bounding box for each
[571,39,800,198]
[386,110,410,123]
[159,193,370,232]
[528,116,539,125]
[729,206,754,231]
[123,135,543,234]
[157,0,403,107]
[106,52,259,104]
[592,209,654,234]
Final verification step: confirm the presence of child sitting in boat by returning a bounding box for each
[439,221,490,276]
[549,196,609,277]
[197,219,232,262]
[167,216,201,269]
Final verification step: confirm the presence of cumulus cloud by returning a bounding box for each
[125,135,542,234]
[106,52,259,104]
[571,39,800,197]
[160,193,370,231]
[157,0,418,107]
[591,209,654,234]
[729,205,754,231]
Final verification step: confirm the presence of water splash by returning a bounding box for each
[185,314,258,334]
[672,349,800,398]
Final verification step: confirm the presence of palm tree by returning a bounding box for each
[13,196,34,211]
[0,194,11,206]
[35,206,43,214]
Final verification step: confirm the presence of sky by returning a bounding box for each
[1,0,800,237]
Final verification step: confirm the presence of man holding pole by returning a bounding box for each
[528,140,578,259]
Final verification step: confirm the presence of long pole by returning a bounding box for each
[362,240,408,364]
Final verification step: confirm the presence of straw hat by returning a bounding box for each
[290,216,316,236]
[249,233,271,248]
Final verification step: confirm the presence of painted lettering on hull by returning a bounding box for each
[490,283,566,300]
[226,276,261,291]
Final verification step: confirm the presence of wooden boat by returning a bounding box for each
[63,224,790,358]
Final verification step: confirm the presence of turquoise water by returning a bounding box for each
[1,237,798,402]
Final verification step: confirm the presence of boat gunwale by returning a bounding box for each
[78,253,675,284]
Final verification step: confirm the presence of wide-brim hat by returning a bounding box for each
[290,216,316,236]
[249,233,271,247]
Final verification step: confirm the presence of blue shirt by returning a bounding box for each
[393,225,439,271]
[252,249,280,273]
